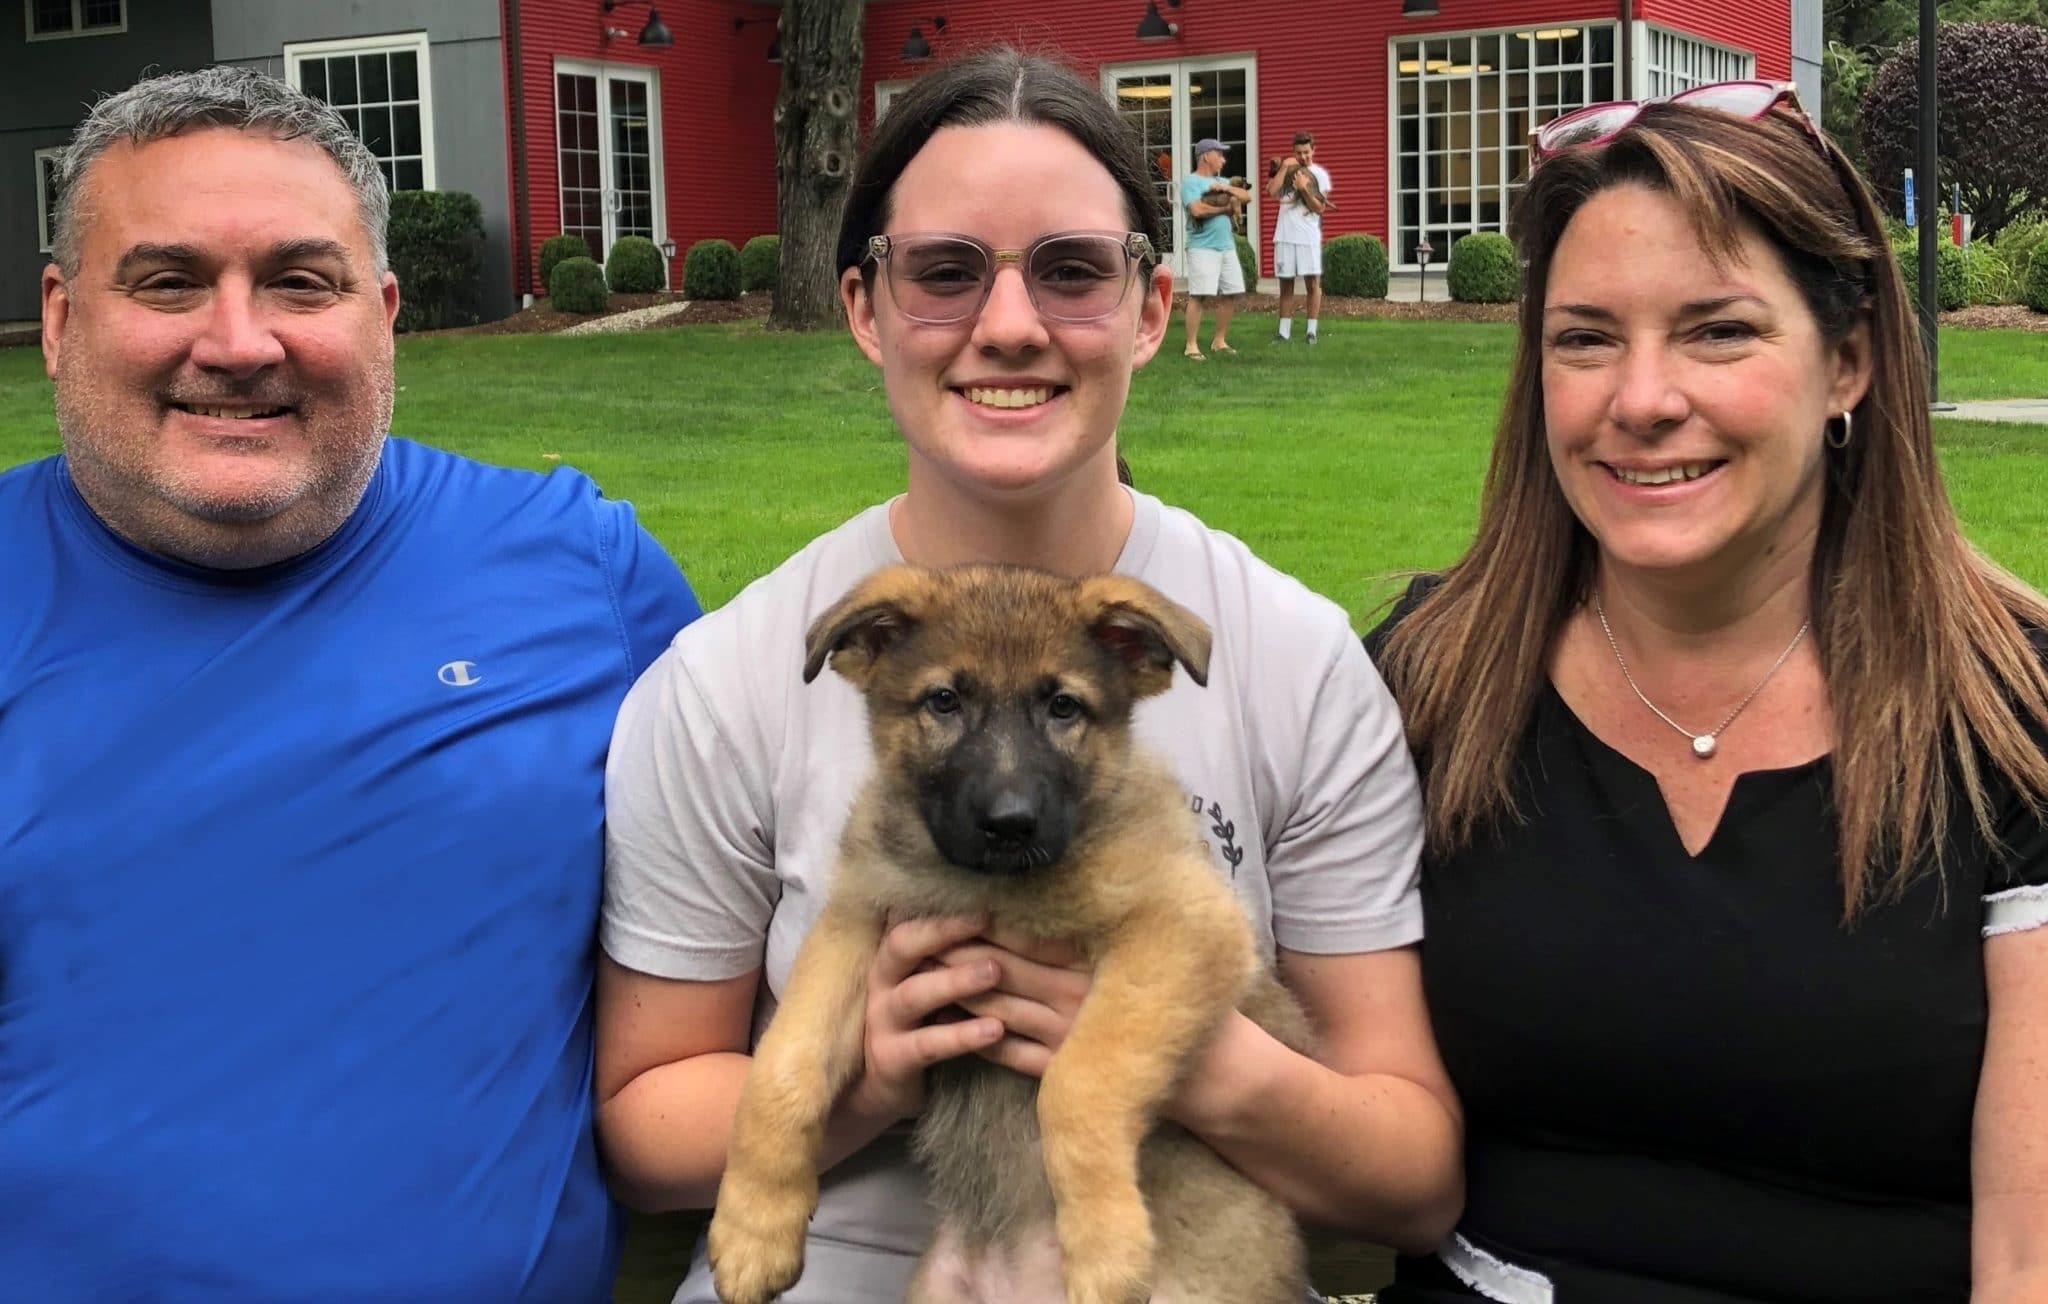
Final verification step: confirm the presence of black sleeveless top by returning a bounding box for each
[1366,582,2048,1304]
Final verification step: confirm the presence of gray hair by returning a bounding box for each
[54,64,390,277]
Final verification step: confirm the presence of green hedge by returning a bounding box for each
[548,256,608,314]
[1321,234,1389,299]
[606,235,666,293]
[386,190,484,332]
[684,238,742,300]
[1234,235,1259,292]
[538,233,593,292]
[1446,232,1518,303]
[741,235,780,293]
[2028,241,2048,312]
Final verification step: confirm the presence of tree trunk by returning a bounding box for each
[769,0,865,331]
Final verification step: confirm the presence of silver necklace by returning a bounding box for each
[1592,595,1810,760]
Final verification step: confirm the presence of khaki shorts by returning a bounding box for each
[1185,246,1245,297]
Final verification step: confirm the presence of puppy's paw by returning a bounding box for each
[1057,1198,1156,1304]
[706,1174,815,1304]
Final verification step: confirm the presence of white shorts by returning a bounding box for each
[1274,241,1322,279]
[1185,246,1245,297]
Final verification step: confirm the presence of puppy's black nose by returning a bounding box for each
[978,794,1038,844]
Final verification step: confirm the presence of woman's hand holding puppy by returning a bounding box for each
[840,915,1009,1126]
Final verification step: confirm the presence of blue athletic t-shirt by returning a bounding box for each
[0,437,701,1302]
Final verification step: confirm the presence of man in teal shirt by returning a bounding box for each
[1179,137,1252,360]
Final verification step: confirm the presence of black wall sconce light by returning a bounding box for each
[902,16,947,61]
[1402,0,1441,17]
[1135,0,1181,41]
[732,14,781,62]
[600,0,673,47]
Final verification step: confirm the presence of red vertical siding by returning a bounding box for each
[509,0,781,292]
[1635,0,1791,80]
[857,0,1631,268]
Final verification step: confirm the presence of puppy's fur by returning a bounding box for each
[707,564,1313,1304]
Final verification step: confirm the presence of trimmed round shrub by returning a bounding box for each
[1889,228,1972,309]
[386,190,484,332]
[1446,232,1518,303]
[1321,234,1389,299]
[2027,242,2048,312]
[1234,235,1259,291]
[548,256,608,314]
[741,234,781,293]
[683,238,742,300]
[606,235,665,293]
[538,233,593,293]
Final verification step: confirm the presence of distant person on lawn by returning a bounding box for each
[1267,130,1330,345]
[1180,135,1253,360]
[0,66,699,1300]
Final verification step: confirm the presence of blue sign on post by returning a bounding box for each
[1904,167,1917,228]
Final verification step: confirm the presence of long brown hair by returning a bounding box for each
[1375,101,2048,916]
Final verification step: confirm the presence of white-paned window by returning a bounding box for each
[1643,27,1755,98]
[285,32,436,193]
[1390,23,1619,266]
[25,0,123,40]
[875,80,910,124]
[35,148,63,253]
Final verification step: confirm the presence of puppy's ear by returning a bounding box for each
[1076,576,1212,697]
[803,566,929,686]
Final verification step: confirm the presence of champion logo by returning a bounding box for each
[437,660,483,687]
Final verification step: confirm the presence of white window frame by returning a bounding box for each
[35,148,63,253]
[1634,23,1756,99]
[24,0,125,41]
[284,30,438,191]
[875,79,910,124]
[552,57,668,264]
[1386,20,1620,269]
[1098,54,1260,280]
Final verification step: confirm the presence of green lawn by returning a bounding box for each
[4,315,2044,1298]
[6,317,2044,626]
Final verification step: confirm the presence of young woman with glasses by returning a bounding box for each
[594,47,1462,1302]
[1369,82,2048,1300]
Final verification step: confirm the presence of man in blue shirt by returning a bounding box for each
[1178,136,1252,361]
[0,67,701,1301]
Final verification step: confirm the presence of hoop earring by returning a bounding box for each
[1825,410,1853,450]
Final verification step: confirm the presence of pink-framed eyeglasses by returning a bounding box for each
[1531,80,1825,162]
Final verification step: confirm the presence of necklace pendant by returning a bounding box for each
[1691,735,1717,759]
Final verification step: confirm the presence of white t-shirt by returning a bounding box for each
[1273,162,1332,246]
[603,489,1424,1302]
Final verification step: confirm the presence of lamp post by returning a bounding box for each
[1414,236,1434,302]
[1915,0,1950,410]
[659,238,678,292]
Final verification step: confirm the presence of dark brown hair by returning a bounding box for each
[1375,102,2048,916]
[837,47,1162,281]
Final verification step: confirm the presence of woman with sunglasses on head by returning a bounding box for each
[1369,82,2048,1302]
[595,47,1463,1302]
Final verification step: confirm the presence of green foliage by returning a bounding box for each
[1235,235,1260,292]
[1890,228,2022,307]
[741,235,781,293]
[1320,234,1389,299]
[386,191,484,333]
[606,236,666,293]
[1994,215,2048,288]
[1445,232,1518,303]
[538,234,594,292]
[2027,241,2048,312]
[683,238,742,300]
[548,256,608,314]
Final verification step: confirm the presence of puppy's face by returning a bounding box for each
[804,565,1210,877]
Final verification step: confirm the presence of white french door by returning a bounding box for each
[1101,56,1258,278]
[554,60,665,264]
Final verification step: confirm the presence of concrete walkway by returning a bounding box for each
[1934,398,2048,424]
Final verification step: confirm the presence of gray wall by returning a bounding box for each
[211,0,515,321]
[1791,0,1823,124]
[0,0,216,321]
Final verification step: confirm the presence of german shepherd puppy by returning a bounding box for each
[707,564,1313,1304]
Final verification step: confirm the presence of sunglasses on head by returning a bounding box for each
[1531,80,1825,162]
[865,230,1156,326]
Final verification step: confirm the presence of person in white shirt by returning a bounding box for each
[1267,131,1332,344]
[595,47,1462,1303]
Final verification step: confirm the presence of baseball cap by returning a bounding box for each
[1192,137,1229,159]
